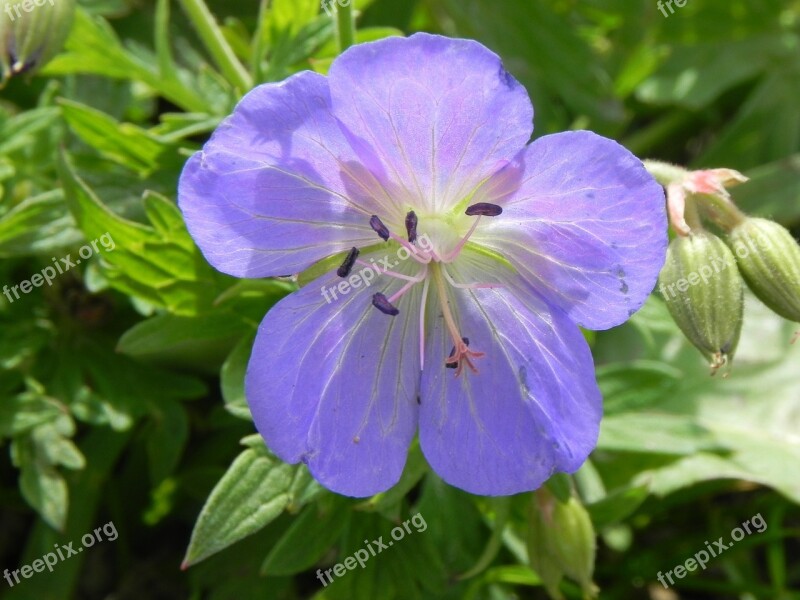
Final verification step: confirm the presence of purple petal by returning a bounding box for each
[245,255,424,496]
[178,71,392,278]
[418,279,602,495]
[473,131,667,330]
[328,33,533,213]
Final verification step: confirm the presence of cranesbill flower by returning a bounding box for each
[178,33,667,497]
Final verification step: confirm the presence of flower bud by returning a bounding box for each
[658,230,744,370]
[727,217,800,323]
[528,488,597,599]
[0,0,76,86]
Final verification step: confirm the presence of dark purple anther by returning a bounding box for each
[405,210,418,243]
[337,247,360,278]
[372,293,399,316]
[465,202,503,217]
[370,215,390,241]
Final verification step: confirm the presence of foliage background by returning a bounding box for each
[1,0,799,598]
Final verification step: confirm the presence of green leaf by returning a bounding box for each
[261,494,351,576]
[183,443,311,567]
[0,107,61,155]
[597,360,681,415]
[0,394,62,438]
[586,484,650,529]
[59,100,177,175]
[221,333,255,420]
[118,311,251,372]
[19,463,69,531]
[598,413,721,455]
[58,153,223,316]
[146,399,189,484]
[43,8,211,113]
[0,190,83,257]
[636,35,785,109]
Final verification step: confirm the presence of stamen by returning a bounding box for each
[405,210,418,243]
[372,292,399,316]
[388,264,428,304]
[337,247,360,277]
[465,202,503,217]
[388,232,431,264]
[355,259,422,282]
[431,264,484,376]
[418,276,430,370]
[440,216,482,263]
[370,215,390,241]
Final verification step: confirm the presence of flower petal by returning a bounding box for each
[178,71,393,278]
[328,33,533,213]
[473,131,667,330]
[245,252,424,496]
[418,279,602,496]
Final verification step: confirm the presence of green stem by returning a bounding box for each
[177,0,252,91]
[335,2,356,53]
[251,0,270,84]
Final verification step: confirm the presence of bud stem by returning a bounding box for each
[177,0,252,91]
[335,2,356,52]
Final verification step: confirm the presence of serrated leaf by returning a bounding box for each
[59,100,176,175]
[43,8,210,113]
[183,444,306,567]
[0,191,83,257]
[58,152,223,316]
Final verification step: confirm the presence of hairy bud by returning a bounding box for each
[528,488,597,599]
[659,230,744,371]
[727,217,800,323]
[0,0,76,86]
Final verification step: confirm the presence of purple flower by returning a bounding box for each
[178,33,667,497]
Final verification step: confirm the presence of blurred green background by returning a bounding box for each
[1,0,799,598]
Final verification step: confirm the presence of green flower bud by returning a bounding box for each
[528,489,597,600]
[659,230,744,370]
[727,217,800,323]
[0,0,75,86]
